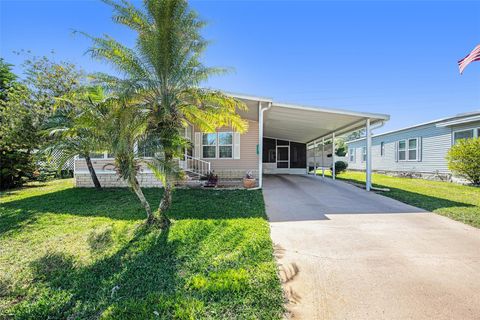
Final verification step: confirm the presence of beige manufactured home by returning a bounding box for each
[74,93,389,189]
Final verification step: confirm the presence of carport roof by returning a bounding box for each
[264,102,389,144]
[227,92,389,144]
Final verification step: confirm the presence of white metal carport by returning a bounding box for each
[257,101,390,190]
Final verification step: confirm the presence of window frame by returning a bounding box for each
[362,146,366,162]
[380,142,385,157]
[218,132,233,159]
[397,138,418,161]
[202,132,234,159]
[452,128,477,145]
[202,133,218,159]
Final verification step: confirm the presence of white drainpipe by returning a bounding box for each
[258,101,272,188]
[366,118,372,191]
[332,132,336,180]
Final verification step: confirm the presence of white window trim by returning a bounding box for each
[362,146,366,162]
[452,128,479,145]
[398,138,419,161]
[380,142,385,157]
[202,132,234,160]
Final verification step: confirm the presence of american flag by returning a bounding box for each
[458,44,480,74]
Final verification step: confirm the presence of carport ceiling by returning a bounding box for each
[263,103,389,143]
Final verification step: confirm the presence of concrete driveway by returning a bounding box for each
[263,174,480,320]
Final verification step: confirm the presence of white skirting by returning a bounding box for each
[262,163,307,175]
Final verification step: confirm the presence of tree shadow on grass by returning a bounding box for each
[0,187,267,236]
[7,218,283,319]
[7,225,183,319]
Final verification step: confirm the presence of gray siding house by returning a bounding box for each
[346,111,480,181]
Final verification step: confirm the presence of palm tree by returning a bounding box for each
[43,87,107,189]
[100,97,155,222]
[84,0,248,228]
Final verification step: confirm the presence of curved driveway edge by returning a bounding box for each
[263,174,480,319]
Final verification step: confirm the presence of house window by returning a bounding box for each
[398,140,406,161]
[137,135,161,158]
[348,148,355,162]
[398,138,418,161]
[78,152,105,159]
[380,142,385,156]
[202,133,217,158]
[453,129,474,144]
[362,147,366,162]
[408,138,418,160]
[218,132,233,159]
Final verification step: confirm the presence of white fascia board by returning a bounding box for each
[272,102,390,121]
[436,115,480,127]
[224,91,273,103]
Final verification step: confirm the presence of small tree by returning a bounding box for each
[446,138,480,185]
[43,87,107,189]
[102,96,155,222]
[0,59,37,189]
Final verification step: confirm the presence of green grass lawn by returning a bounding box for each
[0,179,284,319]
[320,170,480,228]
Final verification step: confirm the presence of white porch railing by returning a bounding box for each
[178,155,211,178]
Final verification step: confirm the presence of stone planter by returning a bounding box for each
[243,178,256,189]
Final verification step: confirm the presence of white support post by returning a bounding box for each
[313,143,317,176]
[366,119,372,191]
[258,101,272,188]
[322,137,325,177]
[332,132,336,180]
[258,102,263,187]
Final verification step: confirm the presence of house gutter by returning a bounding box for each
[257,101,272,189]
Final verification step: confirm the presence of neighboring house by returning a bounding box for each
[346,111,480,181]
[74,93,389,187]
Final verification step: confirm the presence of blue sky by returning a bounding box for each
[1,0,479,133]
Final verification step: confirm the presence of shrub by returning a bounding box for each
[330,161,348,174]
[446,137,480,184]
[0,149,35,190]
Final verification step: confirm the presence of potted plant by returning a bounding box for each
[204,171,218,188]
[243,170,256,188]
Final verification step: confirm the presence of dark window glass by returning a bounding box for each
[203,146,216,158]
[290,142,306,168]
[277,147,289,161]
[262,138,276,163]
[277,139,290,146]
[219,146,232,158]
[454,130,474,144]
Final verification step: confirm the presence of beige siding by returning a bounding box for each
[74,118,260,186]
[193,119,260,179]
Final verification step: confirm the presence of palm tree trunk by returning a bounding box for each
[156,152,172,229]
[84,155,102,189]
[157,180,172,228]
[130,175,154,222]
